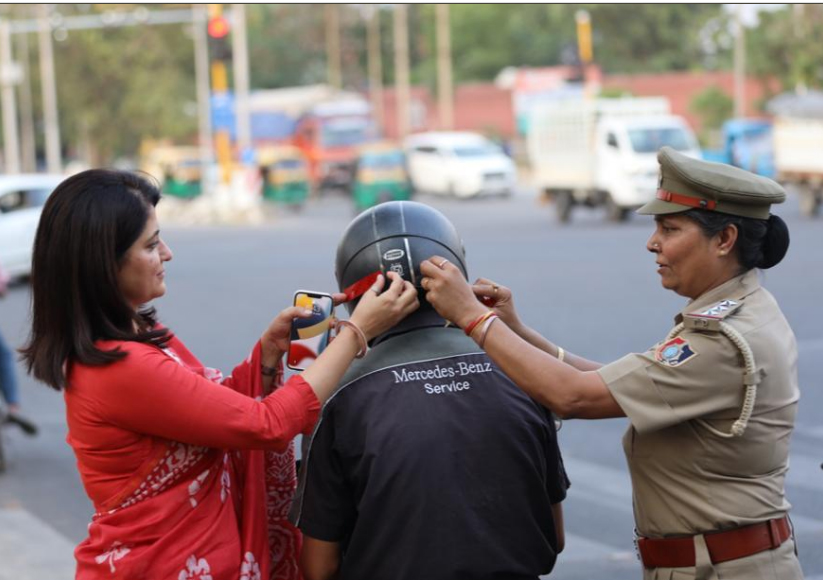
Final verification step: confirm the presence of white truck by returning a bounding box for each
[527,98,702,222]
[772,112,823,217]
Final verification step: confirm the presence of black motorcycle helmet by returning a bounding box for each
[335,201,467,314]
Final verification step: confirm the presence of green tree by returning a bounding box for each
[689,86,733,145]
[747,5,823,91]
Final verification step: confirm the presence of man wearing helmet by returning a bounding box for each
[292,201,569,580]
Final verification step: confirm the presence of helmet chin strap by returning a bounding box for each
[341,271,382,302]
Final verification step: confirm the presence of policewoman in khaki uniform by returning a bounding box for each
[419,146,803,580]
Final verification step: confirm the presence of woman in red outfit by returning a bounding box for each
[21,169,418,580]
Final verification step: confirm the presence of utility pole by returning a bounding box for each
[15,24,36,172]
[366,7,384,134]
[393,5,410,139]
[38,4,61,173]
[435,4,453,130]
[325,4,341,89]
[0,19,21,174]
[232,4,251,156]
[192,5,212,193]
[733,6,746,118]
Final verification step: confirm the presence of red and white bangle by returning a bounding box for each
[335,319,368,359]
[463,310,495,337]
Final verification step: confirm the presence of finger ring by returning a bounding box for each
[493,285,499,295]
[370,286,381,294]
[437,258,449,269]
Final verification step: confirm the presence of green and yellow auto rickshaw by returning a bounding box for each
[142,146,204,199]
[350,143,412,211]
[258,145,310,207]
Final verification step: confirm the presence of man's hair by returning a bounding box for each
[22,169,170,390]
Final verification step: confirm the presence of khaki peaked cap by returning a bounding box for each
[638,146,786,220]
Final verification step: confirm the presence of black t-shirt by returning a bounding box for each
[293,324,569,580]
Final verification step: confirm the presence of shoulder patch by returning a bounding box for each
[655,336,698,367]
[684,299,742,332]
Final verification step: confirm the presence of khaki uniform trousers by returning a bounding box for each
[642,536,803,580]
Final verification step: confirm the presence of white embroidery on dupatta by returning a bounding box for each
[220,453,231,503]
[188,469,211,508]
[239,552,261,580]
[94,541,131,573]
[178,554,213,580]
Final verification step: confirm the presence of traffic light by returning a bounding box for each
[207,15,232,61]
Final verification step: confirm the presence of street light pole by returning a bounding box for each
[232,4,251,155]
[0,19,21,174]
[38,4,61,174]
[367,7,384,134]
[393,5,410,139]
[192,5,212,193]
[733,6,746,118]
[325,4,342,89]
[435,4,453,130]
[15,24,36,172]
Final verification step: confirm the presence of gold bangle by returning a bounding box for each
[556,346,565,363]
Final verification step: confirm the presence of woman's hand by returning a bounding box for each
[471,277,523,332]
[419,255,487,329]
[349,272,419,340]
[261,292,348,365]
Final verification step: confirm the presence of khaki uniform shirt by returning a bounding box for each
[598,270,799,538]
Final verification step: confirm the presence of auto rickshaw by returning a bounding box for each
[350,143,412,211]
[141,146,204,199]
[258,145,310,207]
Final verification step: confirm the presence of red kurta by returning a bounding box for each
[65,333,320,579]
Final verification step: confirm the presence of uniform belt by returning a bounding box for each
[637,516,791,569]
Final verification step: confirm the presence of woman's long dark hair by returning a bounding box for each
[22,169,170,390]
[684,208,790,273]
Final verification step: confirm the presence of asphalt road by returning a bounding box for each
[1,186,821,579]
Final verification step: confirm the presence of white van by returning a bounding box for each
[528,99,702,222]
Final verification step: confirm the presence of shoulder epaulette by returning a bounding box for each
[683,299,742,332]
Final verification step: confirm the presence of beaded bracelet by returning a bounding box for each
[335,319,368,359]
[261,364,279,377]
[464,310,495,337]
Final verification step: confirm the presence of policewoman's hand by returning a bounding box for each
[420,255,488,330]
[471,277,523,332]
[349,271,419,341]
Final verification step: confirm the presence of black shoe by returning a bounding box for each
[5,412,38,436]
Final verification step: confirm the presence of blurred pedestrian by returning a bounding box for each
[0,259,37,436]
[420,147,803,580]
[295,202,568,580]
[21,170,418,579]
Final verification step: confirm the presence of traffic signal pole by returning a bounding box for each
[207,4,232,185]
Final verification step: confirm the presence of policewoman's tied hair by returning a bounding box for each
[22,169,170,391]
[684,209,790,272]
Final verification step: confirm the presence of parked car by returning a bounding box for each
[0,174,64,279]
[404,132,517,198]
